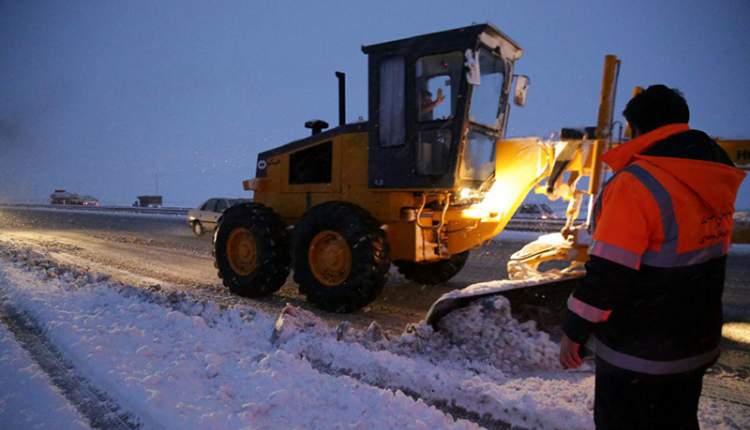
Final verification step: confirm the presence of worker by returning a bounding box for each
[559,85,746,429]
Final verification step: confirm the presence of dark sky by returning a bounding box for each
[1,0,748,208]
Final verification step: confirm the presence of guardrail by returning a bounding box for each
[0,203,189,216]
[2,203,576,232]
[506,218,568,232]
[3,203,746,244]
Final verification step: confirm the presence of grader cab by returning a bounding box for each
[212,23,748,315]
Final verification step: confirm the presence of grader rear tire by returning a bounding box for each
[394,251,469,285]
[293,202,390,313]
[214,203,290,297]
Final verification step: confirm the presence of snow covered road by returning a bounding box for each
[1,206,750,429]
[0,206,518,333]
[0,240,749,429]
[0,244,479,429]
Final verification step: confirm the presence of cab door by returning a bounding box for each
[367,50,468,189]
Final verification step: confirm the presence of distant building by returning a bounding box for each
[135,195,163,208]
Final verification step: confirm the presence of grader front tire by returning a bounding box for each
[214,203,290,297]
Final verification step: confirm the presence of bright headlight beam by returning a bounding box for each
[459,188,474,201]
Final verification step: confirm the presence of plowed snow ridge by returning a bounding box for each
[0,241,747,430]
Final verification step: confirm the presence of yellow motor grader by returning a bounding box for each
[213,24,750,316]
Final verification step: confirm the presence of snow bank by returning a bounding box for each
[1,240,748,430]
[275,301,595,429]
[0,242,476,430]
[273,291,750,430]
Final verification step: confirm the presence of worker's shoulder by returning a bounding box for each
[644,129,733,166]
[602,165,654,201]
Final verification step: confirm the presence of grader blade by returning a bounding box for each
[425,273,582,328]
[426,232,587,328]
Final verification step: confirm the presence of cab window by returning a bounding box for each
[416,51,462,122]
[379,56,405,147]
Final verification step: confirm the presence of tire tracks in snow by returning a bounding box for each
[0,296,141,430]
[305,357,516,430]
[0,241,507,429]
[0,243,481,429]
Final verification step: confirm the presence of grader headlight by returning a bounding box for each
[457,187,481,203]
[461,177,522,221]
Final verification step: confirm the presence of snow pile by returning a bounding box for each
[393,296,559,374]
[0,243,478,430]
[272,304,332,344]
[276,303,596,429]
[0,243,111,287]
[273,293,748,430]
[275,295,560,376]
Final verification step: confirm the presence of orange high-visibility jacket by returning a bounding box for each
[563,124,746,375]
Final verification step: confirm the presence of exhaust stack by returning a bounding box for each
[335,71,346,126]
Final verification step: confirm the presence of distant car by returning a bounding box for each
[515,203,556,220]
[49,189,100,206]
[50,189,79,205]
[81,198,100,207]
[187,198,251,236]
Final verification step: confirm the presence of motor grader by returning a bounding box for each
[213,24,750,316]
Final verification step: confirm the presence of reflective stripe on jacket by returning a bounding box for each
[562,123,746,375]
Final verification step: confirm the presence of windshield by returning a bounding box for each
[468,48,506,128]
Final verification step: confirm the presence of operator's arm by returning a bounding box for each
[562,171,658,346]
[421,88,445,113]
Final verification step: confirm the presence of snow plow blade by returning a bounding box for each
[425,273,583,328]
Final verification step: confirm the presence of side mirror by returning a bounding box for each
[513,75,530,107]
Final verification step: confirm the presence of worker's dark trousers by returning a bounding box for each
[594,357,706,430]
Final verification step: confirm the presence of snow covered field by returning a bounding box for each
[0,241,748,429]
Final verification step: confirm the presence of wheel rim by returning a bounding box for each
[226,228,257,276]
[194,222,202,235]
[308,230,351,287]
